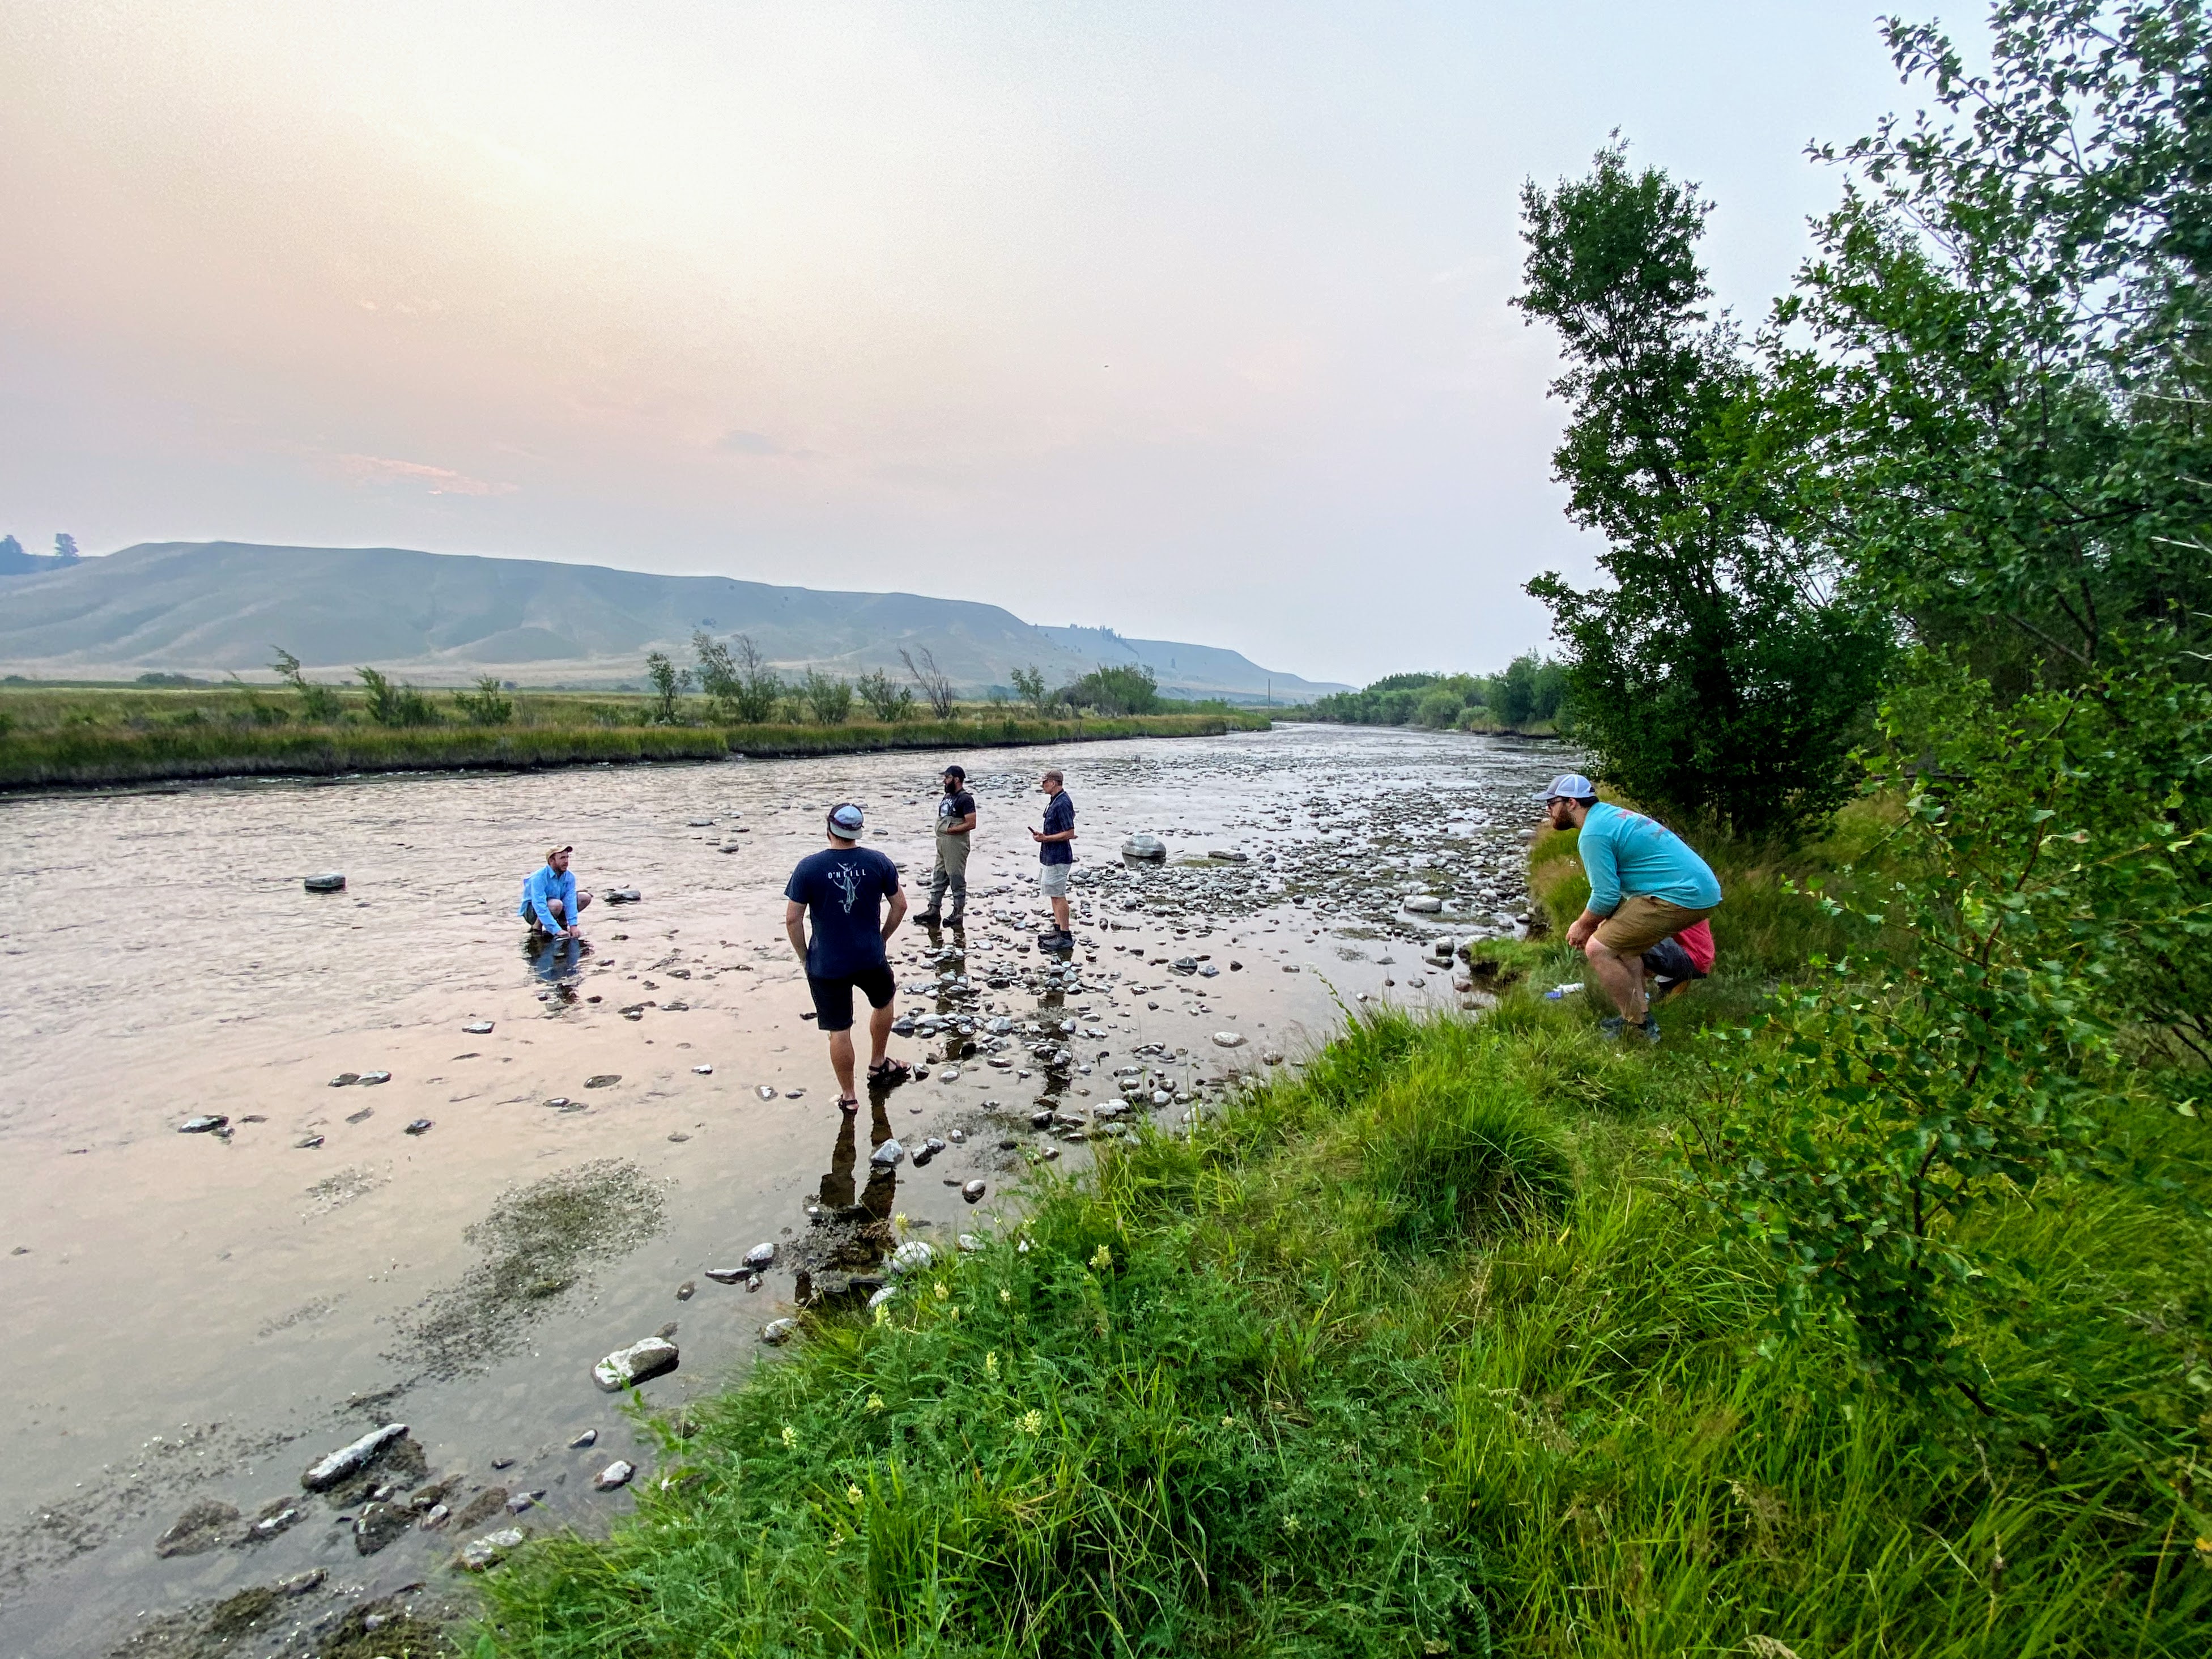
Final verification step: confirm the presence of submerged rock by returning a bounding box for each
[404,1118,433,1135]
[353,1500,411,1555]
[870,1138,905,1168]
[153,1499,238,1557]
[593,1337,679,1392]
[743,1241,777,1269]
[963,1180,988,1203]
[457,1526,525,1571]
[302,1424,409,1492]
[760,1317,800,1345]
[594,1460,636,1491]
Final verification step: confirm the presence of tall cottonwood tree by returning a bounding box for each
[1516,142,1890,839]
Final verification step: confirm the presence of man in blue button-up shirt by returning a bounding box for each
[520,844,592,938]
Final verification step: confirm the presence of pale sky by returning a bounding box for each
[0,2,1911,686]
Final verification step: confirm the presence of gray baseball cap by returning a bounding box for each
[1533,773,1598,802]
[829,803,865,833]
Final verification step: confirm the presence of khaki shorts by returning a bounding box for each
[1038,862,1071,899]
[1594,896,1715,956]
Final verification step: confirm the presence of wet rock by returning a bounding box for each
[302,1423,409,1492]
[354,1499,411,1555]
[359,1070,393,1084]
[703,1266,749,1284]
[948,1126,967,1143]
[1403,896,1444,914]
[743,1241,777,1269]
[692,1063,714,1074]
[870,1138,905,1168]
[1122,835,1167,862]
[594,1337,680,1390]
[963,1180,988,1203]
[463,1020,495,1034]
[1211,1031,1245,1049]
[329,1073,361,1087]
[458,1526,526,1571]
[346,1105,375,1123]
[507,1489,547,1514]
[938,1066,961,1083]
[303,873,347,892]
[620,1005,647,1020]
[154,1498,238,1556]
[570,1428,598,1448]
[245,1499,304,1542]
[756,1084,779,1100]
[422,1503,451,1529]
[405,1118,433,1135]
[607,887,643,903]
[761,1317,800,1345]
[584,1074,622,1088]
[276,1567,326,1596]
[450,1487,509,1531]
[675,1280,695,1300]
[594,1460,637,1491]
[178,1114,228,1134]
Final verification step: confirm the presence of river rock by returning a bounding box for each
[756,1084,778,1100]
[594,1460,636,1491]
[962,1179,988,1202]
[676,1280,695,1300]
[1121,835,1167,861]
[584,1074,621,1088]
[353,1500,411,1555]
[301,1424,410,1492]
[870,1138,905,1168]
[1403,896,1444,914]
[887,1240,935,1276]
[153,1499,238,1557]
[1210,1032,1246,1048]
[463,1021,494,1034]
[743,1241,776,1269]
[1206,849,1249,862]
[593,1337,679,1392]
[449,1487,508,1532]
[607,887,643,904]
[692,1064,714,1074]
[457,1527,525,1572]
[359,1070,392,1085]
[760,1317,799,1345]
[178,1114,228,1134]
[703,1266,749,1284]
[569,1428,597,1448]
[404,1118,433,1135]
[303,873,347,893]
[328,1073,360,1087]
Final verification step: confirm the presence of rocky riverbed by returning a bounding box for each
[0,724,1560,1656]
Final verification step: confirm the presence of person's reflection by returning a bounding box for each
[818,1085,898,1226]
[524,929,586,992]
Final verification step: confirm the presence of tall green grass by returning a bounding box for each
[0,709,1267,788]
[470,991,2210,1657]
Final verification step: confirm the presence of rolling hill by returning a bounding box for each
[0,541,1346,701]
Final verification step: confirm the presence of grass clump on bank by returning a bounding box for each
[469,964,2211,1656]
[0,684,1266,788]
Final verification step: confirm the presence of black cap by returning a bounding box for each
[942,764,966,779]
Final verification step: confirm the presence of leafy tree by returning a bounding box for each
[52,533,78,561]
[1414,687,1465,728]
[1058,663,1161,715]
[452,675,514,725]
[1516,141,1892,839]
[856,669,915,722]
[898,645,958,720]
[356,665,438,726]
[800,668,853,724]
[644,652,691,724]
[692,631,780,722]
[269,646,343,722]
[1010,665,1056,716]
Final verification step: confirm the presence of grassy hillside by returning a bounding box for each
[465,816,2211,1657]
[0,683,1267,788]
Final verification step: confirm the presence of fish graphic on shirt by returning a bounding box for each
[827,863,863,913]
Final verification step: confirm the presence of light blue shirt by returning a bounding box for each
[520,863,578,931]
[1577,801,1722,916]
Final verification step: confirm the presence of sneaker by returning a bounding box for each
[1598,1015,1627,1040]
[1636,1015,1661,1045]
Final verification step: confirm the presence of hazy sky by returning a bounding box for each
[0,2,1915,685]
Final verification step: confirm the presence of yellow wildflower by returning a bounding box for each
[1019,1408,1044,1436]
[934,1281,950,1300]
[999,1288,1012,1304]
[985,1351,1000,1379]
[781,1424,798,1450]
[846,1484,864,1505]
[866,1393,885,1413]
[1090,1244,1113,1271]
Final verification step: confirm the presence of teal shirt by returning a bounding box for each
[1576,802,1721,916]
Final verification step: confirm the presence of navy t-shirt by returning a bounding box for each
[1039,790,1075,865]
[785,846,901,978]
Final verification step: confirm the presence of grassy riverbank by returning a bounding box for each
[466,819,2212,1658]
[0,695,1267,789]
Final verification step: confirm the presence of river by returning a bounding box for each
[0,724,1559,1656]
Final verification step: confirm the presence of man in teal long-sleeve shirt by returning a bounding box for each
[1535,773,1721,1043]
[520,845,592,938]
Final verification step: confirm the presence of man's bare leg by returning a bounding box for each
[1584,937,1648,1022]
[866,999,895,1071]
[827,1028,859,1100]
[1052,895,1070,934]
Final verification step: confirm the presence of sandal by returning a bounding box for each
[836,1095,860,1114]
[867,1058,913,1085]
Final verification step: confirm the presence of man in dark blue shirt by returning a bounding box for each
[783,803,909,1109]
[1031,768,1076,949]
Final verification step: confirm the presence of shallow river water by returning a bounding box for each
[0,724,1559,1656]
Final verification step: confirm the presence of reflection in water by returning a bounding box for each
[523,930,588,991]
[819,1087,899,1224]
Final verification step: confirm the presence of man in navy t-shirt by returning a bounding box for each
[783,802,909,1109]
[1030,767,1076,949]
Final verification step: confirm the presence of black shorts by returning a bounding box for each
[807,963,896,1032]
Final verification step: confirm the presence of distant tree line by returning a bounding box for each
[1308,656,1569,730]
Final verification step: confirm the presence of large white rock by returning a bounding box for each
[593,1337,679,1392]
[301,1424,409,1492]
[1210,1031,1247,1049]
